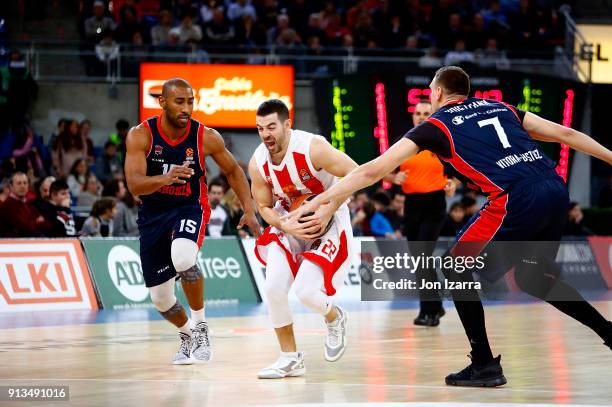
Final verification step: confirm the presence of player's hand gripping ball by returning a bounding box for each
[289,194,334,238]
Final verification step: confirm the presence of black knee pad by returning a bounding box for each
[178,265,203,284]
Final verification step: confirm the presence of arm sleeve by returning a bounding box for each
[403,121,452,158]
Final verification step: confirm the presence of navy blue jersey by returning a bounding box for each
[140,115,210,215]
[405,98,560,198]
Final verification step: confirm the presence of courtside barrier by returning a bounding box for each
[81,237,260,310]
[0,239,98,312]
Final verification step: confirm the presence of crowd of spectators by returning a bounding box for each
[78,0,566,75]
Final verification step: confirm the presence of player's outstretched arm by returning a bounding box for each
[205,128,261,236]
[288,138,420,223]
[523,112,612,165]
[125,125,193,196]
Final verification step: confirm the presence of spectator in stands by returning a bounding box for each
[109,119,129,164]
[114,190,139,237]
[80,197,117,237]
[170,11,203,44]
[51,119,86,178]
[95,141,121,184]
[370,192,400,238]
[77,172,102,207]
[84,0,116,44]
[440,202,466,237]
[419,47,443,68]
[95,29,120,76]
[465,13,489,50]
[352,12,377,48]
[476,38,510,69]
[460,195,479,223]
[11,122,45,178]
[206,180,231,237]
[151,10,174,46]
[200,0,222,25]
[303,13,325,42]
[323,13,350,46]
[204,7,236,48]
[228,0,257,23]
[0,172,49,237]
[564,202,593,236]
[384,190,405,235]
[258,0,280,28]
[78,119,95,165]
[443,39,474,65]
[0,179,9,203]
[102,178,127,200]
[38,179,77,237]
[236,14,267,47]
[381,14,407,48]
[48,118,67,155]
[67,158,88,198]
[32,175,55,212]
[437,13,465,50]
[224,188,248,237]
[114,6,144,43]
[266,14,291,45]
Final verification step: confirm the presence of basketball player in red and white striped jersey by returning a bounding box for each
[249,99,358,378]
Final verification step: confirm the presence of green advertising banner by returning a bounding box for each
[81,237,260,310]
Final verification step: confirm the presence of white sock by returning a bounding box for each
[191,308,205,326]
[280,351,299,359]
[179,320,191,336]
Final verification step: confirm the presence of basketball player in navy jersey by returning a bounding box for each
[125,78,260,365]
[289,66,612,386]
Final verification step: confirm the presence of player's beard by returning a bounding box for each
[167,112,190,128]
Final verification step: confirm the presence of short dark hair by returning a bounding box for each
[50,179,69,195]
[460,196,476,207]
[256,99,290,121]
[449,202,464,212]
[102,178,124,197]
[208,179,225,191]
[10,171,27,185]
[372,191,390,207]
[91,197,116,217]
[433,66,470,97]
[116,119,130,131]
[104,141,116,149]
[162,78,192,98]
[569,201,580,211]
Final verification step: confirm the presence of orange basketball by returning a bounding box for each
[289,194,333,238]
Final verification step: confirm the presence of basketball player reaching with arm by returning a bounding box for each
[249,99,358,379]
[125,78,260,365]
[289,66,612,387]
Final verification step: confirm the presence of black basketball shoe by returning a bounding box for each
[414,308,446,327]
[445,354,507,387]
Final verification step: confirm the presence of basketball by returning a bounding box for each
[289,194,333,237]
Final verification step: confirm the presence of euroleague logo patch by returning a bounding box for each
[452,115,465,125]
[154,145,163,155]
[185,147,195,162]
[299,168,312,181]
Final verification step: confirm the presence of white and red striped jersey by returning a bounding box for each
[253,129,338,211]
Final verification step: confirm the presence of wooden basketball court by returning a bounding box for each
[1,301,611,406]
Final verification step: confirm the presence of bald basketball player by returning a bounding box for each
[125,78,260,365]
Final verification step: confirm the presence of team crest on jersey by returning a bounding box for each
[299,168,312,181]
[154,145,163,155]
[452,115,465,125]
[185,147,195,161]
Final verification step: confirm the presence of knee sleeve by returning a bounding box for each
[149,278,177,312]
[294,261,332,316]
[171,238,199,272]
[264,243,294,328]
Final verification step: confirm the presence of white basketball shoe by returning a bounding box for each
[257,352,306,379]
[325,305,348,362]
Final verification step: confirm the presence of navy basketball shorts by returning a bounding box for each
[453,177,570,282]
[138,205,207,287]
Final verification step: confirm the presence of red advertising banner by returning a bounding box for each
[0,240,98,312]
[140,63,294,128]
